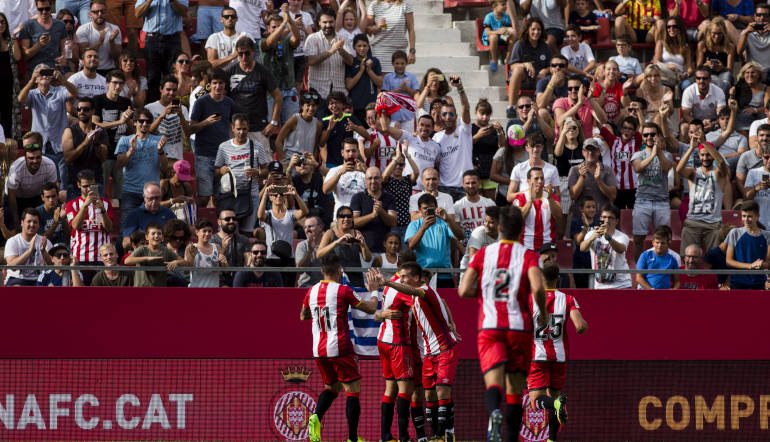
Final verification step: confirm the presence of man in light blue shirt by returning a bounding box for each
[381,50,419,125]
[405,193,461,288]
[135,0,188,102]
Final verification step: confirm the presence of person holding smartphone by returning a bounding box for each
[146,75,190,162]
[737,4,770,68]
[19,0,68,73]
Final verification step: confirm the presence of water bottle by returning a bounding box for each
[64,39,73,59]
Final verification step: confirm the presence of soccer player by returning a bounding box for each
[300,254,378,442]
[458,205,547,442]
[528,264,587,441]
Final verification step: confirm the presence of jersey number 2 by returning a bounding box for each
[493,268,511,302]
[535,314,564,340]
[314,306,334,331]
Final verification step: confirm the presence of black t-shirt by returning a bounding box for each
[66,123,109,186]
[93,93,132,157]
[383,176,412,227]
[321,114,362,166]
[233,270,284,287]
[293,171,334,227]
[350,190,396,253]
[345,56,382,110]
[472,123,499,180]
[225,62,277,131]
[555,144,584,177]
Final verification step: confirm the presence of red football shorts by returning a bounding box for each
[528,361,567,391]
[378,341,414,380]
[478,329,533,374]
[315,354,361,386]
[422,346,458,389]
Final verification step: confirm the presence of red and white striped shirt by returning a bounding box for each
[365,128,397,174]
[600,127,640,190]
[512,192,559,251]
[468,240,541,332]
[532,290,580,363]
[378,273,415,345]
[412,286,456,356]
[65,197,114,263]
[303,281,363,358]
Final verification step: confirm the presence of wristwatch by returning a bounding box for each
[270,120,279,126]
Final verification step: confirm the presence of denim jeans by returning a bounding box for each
[266,89,300,124]
[57,0,91,25]
[191,6,224,43]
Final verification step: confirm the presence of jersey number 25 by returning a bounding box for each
[535,313,564,340]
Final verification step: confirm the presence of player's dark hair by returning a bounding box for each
[321,254,342,276]
[41,182,59,194]
[499,206,524,240]
[417,193,437,209]
[398,261,423,279]
[542,264,560,285]
[397,249,417,266]
[485,206,500,220]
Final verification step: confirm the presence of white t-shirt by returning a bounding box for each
[75,22,122,70]
[560,43,595,72]
[510,161,560,193]
[145,101,189,160]
[409,191,456,216]
[745,167,770,229]
[453,196,495,243]
[460,225,497,269]
[4,234,52,282]
[399,132,440,191]
[5,156,59,198]
[68,71,108,98]
[205,31,253,70]
[749,117,770,138]
[433,121,474,188]
[324,166,366,215]
[336,27,361,53]
[231,0,268,38]
[586,228,632,289]
[681,83,726,121]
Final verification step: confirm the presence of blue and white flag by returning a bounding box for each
[343,276,382,356]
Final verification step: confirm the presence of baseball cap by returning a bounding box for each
[268,161,284,175]
[173,160,192,182]
[538,243,558,254]
[49,243,70,255]
[583,137,601,151]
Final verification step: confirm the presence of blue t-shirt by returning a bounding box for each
[18,19,68,72]
[135,0,187,34]
[637,248,679,289]
[190,94,235,157]
[711,0,754,19]
[570,216,599,268]
[405,217,455,273]
[121,205,177,238]
[345,56,382,110]
[28,86,70,153]
[114,134,164,195]
[725,226,770,286]
[382,71,419,121]
[482,12,512,44]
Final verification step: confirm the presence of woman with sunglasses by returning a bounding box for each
[635,64,674,124]
[170,52,193,107]
[0,12,21,141]
[554,117,585,213]
[697,19,735,96]
[54,9,78,75]
[257,183,309,261]
[118,50,147,108]
[653,17,693,91]
[730,62,768,135]
[316,205,371,288]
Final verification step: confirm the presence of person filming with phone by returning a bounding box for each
[405,193,462,288]
[737,4,770,70]
[62,96,109,199]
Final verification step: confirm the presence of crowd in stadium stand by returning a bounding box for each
[2,0,770,289]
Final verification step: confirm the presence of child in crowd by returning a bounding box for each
[124,222,188,287]
[636,229,680,289]
[568,0,599,43]
[482,0,514,72]
[121,230,147,265]
[345,34,383,124]
[561,25,596,78]
[185,218,228,288]
[608,36,643,85]
[335,0,366,49]
[381,50,420,128]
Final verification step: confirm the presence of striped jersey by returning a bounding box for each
[468,240,541,332]
[65,196,114,263]
[512,192,559,251]
[625,0,661,30]
[303,280,363,358]
[412,285,456,356]
[364,127,398,174]
[532,290,580,362]
[378,273,415,345]
[600,127,640,190]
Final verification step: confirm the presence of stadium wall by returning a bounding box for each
[0,288,766,440]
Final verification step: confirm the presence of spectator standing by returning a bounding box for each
[635,64,674,123]
[185,218,228,287]
[351,167,397,253]
[4,208,53,286]
[275,91,323,163]
[593,60,629,126]
[225,36,282,150]
[415,69,451,116]
[69,49,108,98]
[316,205,371,287]
[65,169,114,285]
[408,168,464,242]
[405,193,460,288]
[36,243,83,286]
[507,132,560,201]
[706,107,745,176]
[36,182,69,246]
[453,170,494,243]
[522,0,566,51]
[363,0,415,73]
[553,77,607,140]
[19,0,67,72]
[287,0,316,92]
[189,68,234,207]
[434,74,473,200]
[613,0,662,44]
[345,34,382,123]
[117,52,147,107]
[323,138,367,214]
[381,51,419,126]
[568,138,618,218]
[382,144,418,241]
[568,0,599,44]
[579,204,632,289]
[636,230,680,289]
[358,104,396,172]
[124,221,188,287]
[205,6,251,70]
[0,12,22,142]
[631,122,673,260]
[189,0,224,45]
[6,134,59,224]
[737,5,770,69]
[291,153,334,227]
[507,94,555,140]
[257,183,309,259]
[725,200,770,289]
[146,75,190,162]
[18,66,78,183]
[571,196,599,288]
[555,117,586,212]
[379,113,440,190]
[334,0,365,49]
[75,0,121,75]
[512,167,563,250]
[210,209,250,287]
[304,8,353,103]
[230,0,267,42]
[679,244,720,289]
[296,215,325,287]
[93,70,133,204]
[472,100,505,199]
[319,91,369,167]
[134,0,188,103]
[62,96,109,197]
[261,8,302,124]
[233,240,284,287]
[91,243,133,286]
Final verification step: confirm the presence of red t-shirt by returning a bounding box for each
[678,266,719,290]
[593,81,624,123]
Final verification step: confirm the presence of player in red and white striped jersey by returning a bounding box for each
[511,167,562,251]
[65,170,114,269]
[300,255,378,442]
[599,122,641,209]
[458,205,547,442]
[527,264,587,441]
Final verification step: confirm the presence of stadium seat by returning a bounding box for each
[594,17,615,49]
[198,207,217,225]
[620,208,633,236]
[475,18,489,52]
[556,239,574,269]
[722,210,741,227]
[183,151,195,172]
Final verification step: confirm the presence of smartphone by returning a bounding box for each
[296,156,305,165]
[763,175,769,183]
[426,207,435,217]
[273,185,288,193]
[40,68,54,77]
[434,74,444,82]
[347,237,360,243]
[213,113,221,118]
[172,98,180,106]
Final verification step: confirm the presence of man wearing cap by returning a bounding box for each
[146,75,190,162]
[568,138,618,218]
[36,243,84,287]
[539,242,572,288]
[6,132,60,225]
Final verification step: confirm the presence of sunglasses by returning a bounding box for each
[666,25,678,29]
[337,213,353,219]
[251,249,267,255]
[441,112,456,117]
[695,76,710,81]
[757,13,770,17]
[302,92,320,100]
[222,14,237,19]
[599,215,616,220]
[137,119,152,124]
[395,162,405,166]
[53,253,70,258]
[24,143,42,150]
[567,86,581,91]
[176,59,190,64]
[221,216,237,221]
[63,19,75,24]
[237,51,252,57]
[551,63,566,68]
[642,132,657,137]
[518,104,532,109]
[76,106,92,112]
[121,58,135,63]
[37,6,51,12]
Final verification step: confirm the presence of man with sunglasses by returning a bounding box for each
[210,208,250,287]
[205,6,252,70]
[434,74,473,202]
[19,0,68,72]
[535,54,570,110]
[681,66,726,134]
[506,95,555,142]
[62,96,109,198]
[737,4,770,69]
[75,0,121,76]
[233,240,283,287]
[36,243,84,286]
[6,132,59,226]
[553,76,607,140]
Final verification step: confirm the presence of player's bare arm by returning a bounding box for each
[299,306,311,321]
[457,266,478,298]
[529,265,548,327]
[570,309,588,334]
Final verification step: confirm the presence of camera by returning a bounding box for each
[296,156,305,165]
[40,69,54,77]
[172,98,180,106]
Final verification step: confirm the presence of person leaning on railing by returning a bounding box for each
[91,243,133,287]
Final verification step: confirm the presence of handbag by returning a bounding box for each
[216,141,256,218]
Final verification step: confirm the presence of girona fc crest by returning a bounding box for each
[519,394,549,442]
[271,366,316,440]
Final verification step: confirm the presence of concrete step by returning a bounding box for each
[412,0,444,14]
[411,55,480,73]
[415,41,472,56]
[412,69,492,88]
[414,13,453,29]
[415,27,462,43]
[453,20,478,45]
[446,86,508,103]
